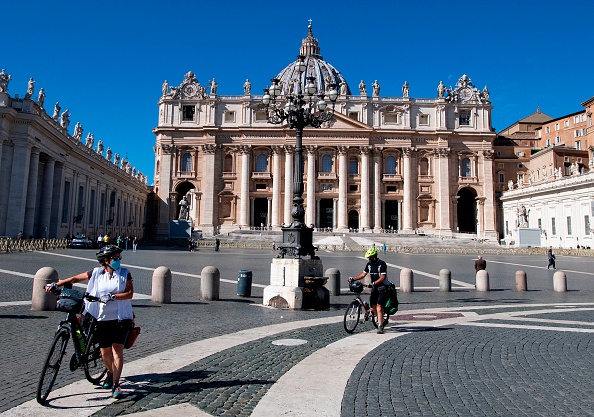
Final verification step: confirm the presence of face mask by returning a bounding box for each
[110,259,121,270]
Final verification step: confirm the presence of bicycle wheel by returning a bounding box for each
[343,301,361,333]
[82,330,107,384]
[36,327,69,404]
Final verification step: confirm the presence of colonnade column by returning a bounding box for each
[6,141,32,237]
[239,146,250,227]
[402,147,414,232]
[360,146,370,231]
[38,158,55,238]
[373,149,382,232]
[23,148,40,237]
[305,146,316,227]
[337,146,348,231]
[283,146,294,226]
[271,146,282,228]
[0,141,10,236]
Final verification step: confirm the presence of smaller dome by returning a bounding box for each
[274,24,350,96]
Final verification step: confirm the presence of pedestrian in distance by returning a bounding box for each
[474,255,486,272]
[215,238,220,252]
[45,245,134,398]
[349,247,392,334]
[547,248,556,269]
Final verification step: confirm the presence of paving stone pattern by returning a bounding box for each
[342,326,594,417]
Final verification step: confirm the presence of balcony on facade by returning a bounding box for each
[459,176,478,184]
[318,172,337,180]
[222,171,237,180]
[382,174,402,182]
[252,172,271,180]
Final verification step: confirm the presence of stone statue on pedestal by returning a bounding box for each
[161,80,169,97]
[37,88,45,108]
[358,80,366,96]
[517,205,529,228]
[60,109,70,128]
[24,77,35,99]
[0,69,11,93]
[52,102,61,121]
[437,81,446,98]
[73,122,83,140]
[178,196,190,220]
[243,79,251,95]
[97,140,104,156]
[402,81,409,98]
[85,132,94,148]
[372,80,380,97]
[106,147,112,161]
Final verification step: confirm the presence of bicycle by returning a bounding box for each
[343,280,390,333]
[36,286,108,404]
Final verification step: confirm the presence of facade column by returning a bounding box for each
[316,198,321,228]
[201,144,218,235]
[477,197,486,240]
[360,146,371,231]
[373,149,382,232]
[337,146,348,231]
[239,146,250,228]
[398,200,403,230]
[250,197,255,227]
[157,145,174,237]
[481,150,497,240]
[283,145,294,226]
[0,141,11,236]
[23,148,40,238]
[305,146,317,227]
[271,146,282,228]
[333,198,338,229]
[49,162,64,238]
[6,141,32,237]
[436,148,452,235]
[38,158,55,238]
[402,147,414,232]
[267,197,272,228]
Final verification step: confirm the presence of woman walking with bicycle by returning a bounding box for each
[45,244,133,398]
[349,247,391,334]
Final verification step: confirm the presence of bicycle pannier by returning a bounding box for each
[125,315,141,349]
[384,284,399,315]
[56,289,84,313]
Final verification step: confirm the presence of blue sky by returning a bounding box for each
[4,0,592,183]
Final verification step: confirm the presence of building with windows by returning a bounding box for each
[0,74,149,240]
[152,25,498,240]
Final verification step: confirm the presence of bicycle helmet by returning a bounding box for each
[365,247,378,258]
[349,280,364,294]
[96,245,123,263]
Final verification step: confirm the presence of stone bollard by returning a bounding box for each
[400,268,414,293]
[201,266,220,301]
[152,266,172,303]
[439,269,451,292]
[32,267,59,311]
[515,270,527,291]
[553,270,567,292]
[476,270,490,291]
[325,268,341,296]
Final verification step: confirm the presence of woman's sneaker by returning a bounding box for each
[377,324,384,334]
[112,384,124,398]
[102,372,113,389]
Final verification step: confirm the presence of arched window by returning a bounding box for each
[385,156,397,174]
[224,154,233,172]
[461,158,471,177]
[321,154,333,173]
[420,158,429,176]
[256,154,268,172]
[181,153,192,172]
[349,157,358,174]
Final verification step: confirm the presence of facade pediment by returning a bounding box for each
[324,112,372,130]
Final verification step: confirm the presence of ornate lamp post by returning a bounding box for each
[262,55,338,258]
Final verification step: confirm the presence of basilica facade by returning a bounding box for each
[152,25,498,241]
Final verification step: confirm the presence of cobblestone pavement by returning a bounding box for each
[1,245,594,416]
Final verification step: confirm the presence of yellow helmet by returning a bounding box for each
[365,247,378,258]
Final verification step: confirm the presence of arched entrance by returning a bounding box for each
[457,187,477,233]
[175,182,195,219]
[348,210,359,230]
[384,200,399,230]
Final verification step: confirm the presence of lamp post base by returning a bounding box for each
[278,224,317,259]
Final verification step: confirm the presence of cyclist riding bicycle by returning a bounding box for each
[45,244,134,398]
[350,247,391,334]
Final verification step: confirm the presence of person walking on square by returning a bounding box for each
[215,238,220,252]
[474,255,486,272]
[547,248,556,269]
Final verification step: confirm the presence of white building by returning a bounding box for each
[152,24,498,240]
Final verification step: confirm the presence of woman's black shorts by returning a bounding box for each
[369,285,388,307]
[95,319,132,348]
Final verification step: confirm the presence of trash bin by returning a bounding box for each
[237,270,252,297]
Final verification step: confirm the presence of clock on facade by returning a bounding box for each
[460,87,472,101]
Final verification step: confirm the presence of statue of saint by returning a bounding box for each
[161,80,169,97]
[97,140,104,156]
[507,180,514,190]
[60,109,70,128]
[24,77,35,99]
[517,205,529,228]
[372,80,380,97]
[209,78,218,95]
[358,80,366,96]
[402,81,409,98]
[106,147,112,161]
[85,132,94,148]
[37,88,46,108]
[73,122,83,140]
[243,79,251,95]
[437,81,446,98]
[114,153,120,166]
[52,102,61,121]
[339,80,347,96]
[178,196,190,220]
[0,69,11,93]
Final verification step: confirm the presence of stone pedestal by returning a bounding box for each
[264,258,325,309]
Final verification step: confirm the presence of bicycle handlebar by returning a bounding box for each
[46,283,103,303]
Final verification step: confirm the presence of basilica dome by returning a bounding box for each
[274,25,351,96]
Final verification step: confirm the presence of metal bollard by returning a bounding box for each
[439,269,451,292]
[201,266,220,301]
[515,270,527,291]
[476,270,490,291]
[553,270,567,292]
[31,267,59,311]
[325,268,341,296]
[152,266,172,303]
[400,268,414,292]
